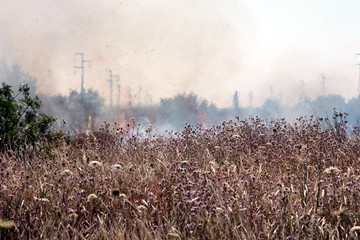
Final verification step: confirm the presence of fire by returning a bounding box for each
[118,113,126,129]
[186,96,208,123]
[117,113,126,137]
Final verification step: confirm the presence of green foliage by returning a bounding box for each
[0,83,55,151]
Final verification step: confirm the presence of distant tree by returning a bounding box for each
[0,60,37,95]
[310,95,346,117]
[262,98,282,119]
[0,83,54,151]
[159,93,207,129]
[344,96,360,130]
[73,89,104,129]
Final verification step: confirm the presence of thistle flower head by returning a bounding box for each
[145,126,153,133]
[87,193,98,201]
[88,161,103,168]
[60,169,73,176]
[350,226,360,232]
[111,164,123,172]
[137,205,148,213]
[332,207,346,216]
[38,198,50,204]
[119,193,127,200]
[67,213,78,223]
[0,218,15,230]
[111,188,120,196]
[324,166,341,174]
[180,161,190,168]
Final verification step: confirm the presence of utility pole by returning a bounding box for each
[356,53,360,95]
[74,53,91,95]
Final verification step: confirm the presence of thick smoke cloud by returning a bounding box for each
[1,1,359,108]
[0,0,251,107]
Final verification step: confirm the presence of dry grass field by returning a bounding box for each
[0,115,359,239]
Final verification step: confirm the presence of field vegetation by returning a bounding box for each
[0,109,359,239]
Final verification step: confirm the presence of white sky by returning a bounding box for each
[1,0,360,107]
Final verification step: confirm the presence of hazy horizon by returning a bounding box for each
[1,0,360,108]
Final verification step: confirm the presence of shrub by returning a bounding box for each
[0,83,54,151]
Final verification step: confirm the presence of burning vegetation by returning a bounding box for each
[0,62,360,239]
[0,96,360,238]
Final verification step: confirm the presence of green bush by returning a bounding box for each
[0,83,54,151]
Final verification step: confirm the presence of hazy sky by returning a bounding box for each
[1,0,360,107]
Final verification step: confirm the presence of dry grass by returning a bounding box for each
[0,116,359,239]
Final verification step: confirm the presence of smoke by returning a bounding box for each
[1,1,359,109]
[0,0,252,107]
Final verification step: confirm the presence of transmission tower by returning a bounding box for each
[74,53,91,95]
[269,86,274,100]
[300,80,305,102]
[114,74,120,108]
[106,69,114,108]
[356,53,360,95]
[106,70,119,108]
[145,92,153,105]
[127,87,132,107]
[248,90,253,108]
[137,86,142,105]
[320,73,326,95]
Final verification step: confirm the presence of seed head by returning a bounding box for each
[38,198,50,204]
[332,207,346,216]
[67,213,78,223]
[324,166,341,174]
[350,226,360,232]
[111,164,123,172]
[180,161,190,168]
[0,219,15,230]
[112,188,120,196]
[137,205,147,213]
[88,161,103,168]
[60,169,73,176]
[87,193,98,201]
[119,193,127,200]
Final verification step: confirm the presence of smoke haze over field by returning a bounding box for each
[1,0,360,107]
